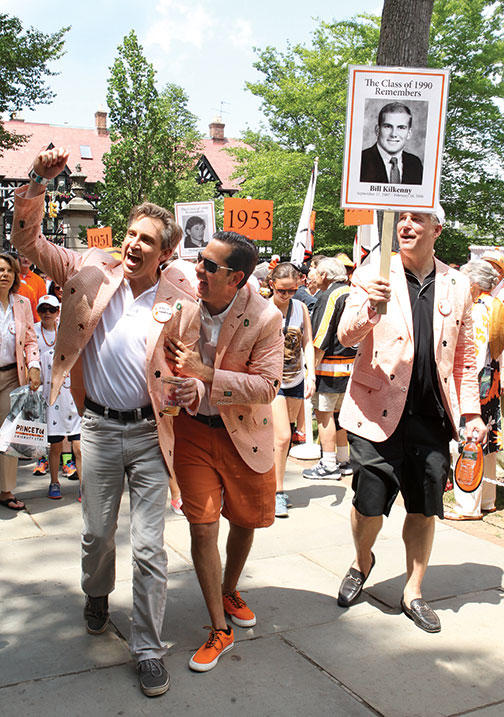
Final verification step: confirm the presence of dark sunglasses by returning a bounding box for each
[274,287,297,296]
[197,251,234,274]
[38,306,58,314]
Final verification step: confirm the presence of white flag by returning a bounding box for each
[290,158,318,267]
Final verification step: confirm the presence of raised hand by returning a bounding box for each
[32,147,70,181]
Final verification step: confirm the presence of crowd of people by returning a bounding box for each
[0,145,501,698]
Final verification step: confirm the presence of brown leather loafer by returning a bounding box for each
[401,598,441,633]
[337,552,375,607]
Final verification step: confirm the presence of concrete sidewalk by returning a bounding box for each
[1,457,503,716]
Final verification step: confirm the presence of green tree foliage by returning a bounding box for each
[0,14,68,156]
[98,30,211,240]
[235,17,380,256]
[429,0,504,260]
[239,1,504,262]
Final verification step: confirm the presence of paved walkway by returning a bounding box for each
[1,457,504,716]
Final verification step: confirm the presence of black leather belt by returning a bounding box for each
[0,362,17,372]
[84,397,154,423]
[185,410,225,428]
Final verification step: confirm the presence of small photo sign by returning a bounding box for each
[175,201,216,259]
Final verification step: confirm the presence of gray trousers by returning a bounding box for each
[80,410,169,662]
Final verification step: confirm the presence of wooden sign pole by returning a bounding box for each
[376,210,395,315]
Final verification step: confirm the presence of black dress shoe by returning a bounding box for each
[337,552,375,607]
[401,598,441,633]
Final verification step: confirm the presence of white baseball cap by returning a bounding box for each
[37,294,60,310]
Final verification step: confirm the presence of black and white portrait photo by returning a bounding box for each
[184,215,207,249]
[174,201,216,259]
[360,100,426,185]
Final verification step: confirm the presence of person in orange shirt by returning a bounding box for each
[18,253,47,320]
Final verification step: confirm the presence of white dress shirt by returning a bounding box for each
[0,296,16,366]
[82,279,159,410]
[0,296,39,370]
[198,294,237,416]
[377,144,403,183]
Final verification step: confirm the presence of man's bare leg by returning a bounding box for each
[222,523,254,594]
[190,522,227,629]
[402,513,435,607]
[316,410,336,453]
[351,506,383,574]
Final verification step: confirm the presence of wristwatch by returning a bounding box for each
[28,168,50,186]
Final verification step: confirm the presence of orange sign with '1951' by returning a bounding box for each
[87,226,113,249]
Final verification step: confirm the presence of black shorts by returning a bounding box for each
[348,413,452,519]
[48,433,81,445]
[278,380,304,399]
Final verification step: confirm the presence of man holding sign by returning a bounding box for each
[336,207,485,632]
[12,147,203,697]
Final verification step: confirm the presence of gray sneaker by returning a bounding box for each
[137,658,170,697]
[275,491,289,518]
[302,461,341,480]
[338,461,353,476]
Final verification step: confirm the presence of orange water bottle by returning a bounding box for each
[454,430,483,493]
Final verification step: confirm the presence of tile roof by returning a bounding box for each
[199,137,251,191]
[0,119,251,190]
[0,119,111,183]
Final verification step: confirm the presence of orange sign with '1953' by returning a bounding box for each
[223,198,273,241]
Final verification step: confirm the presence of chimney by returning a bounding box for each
[95,109,108,136]
[209,116,225,141]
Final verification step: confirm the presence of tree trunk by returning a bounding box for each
[377,0,434,67]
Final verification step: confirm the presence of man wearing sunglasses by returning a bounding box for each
[166,231,284,673]
[12,147,204,698]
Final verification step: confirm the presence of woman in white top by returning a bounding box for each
[269,263,315,518]
[0,253,40,510]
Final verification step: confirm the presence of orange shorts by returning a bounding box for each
[173,411,275,529]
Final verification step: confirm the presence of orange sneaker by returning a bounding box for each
[222,590,256,627]
[189,626,234,672]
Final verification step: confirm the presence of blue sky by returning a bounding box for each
[1,0,381,138]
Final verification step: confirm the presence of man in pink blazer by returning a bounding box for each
[336,208,485,633]
[11,148,203,697]
[166,231,283,672]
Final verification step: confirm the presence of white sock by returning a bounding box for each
[322,451,337,468]
[337,445,349,463]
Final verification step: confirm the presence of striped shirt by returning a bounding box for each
[311,281,357,393]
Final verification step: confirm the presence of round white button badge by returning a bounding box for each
[152,302,173,323]
[438,300,451,316]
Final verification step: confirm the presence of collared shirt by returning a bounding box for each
[377,144,403,183]
[0,296,17,366]
[0,296,40,370]
[82,279,159,410]
[198,293,237,416]
[404,267,445,418]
